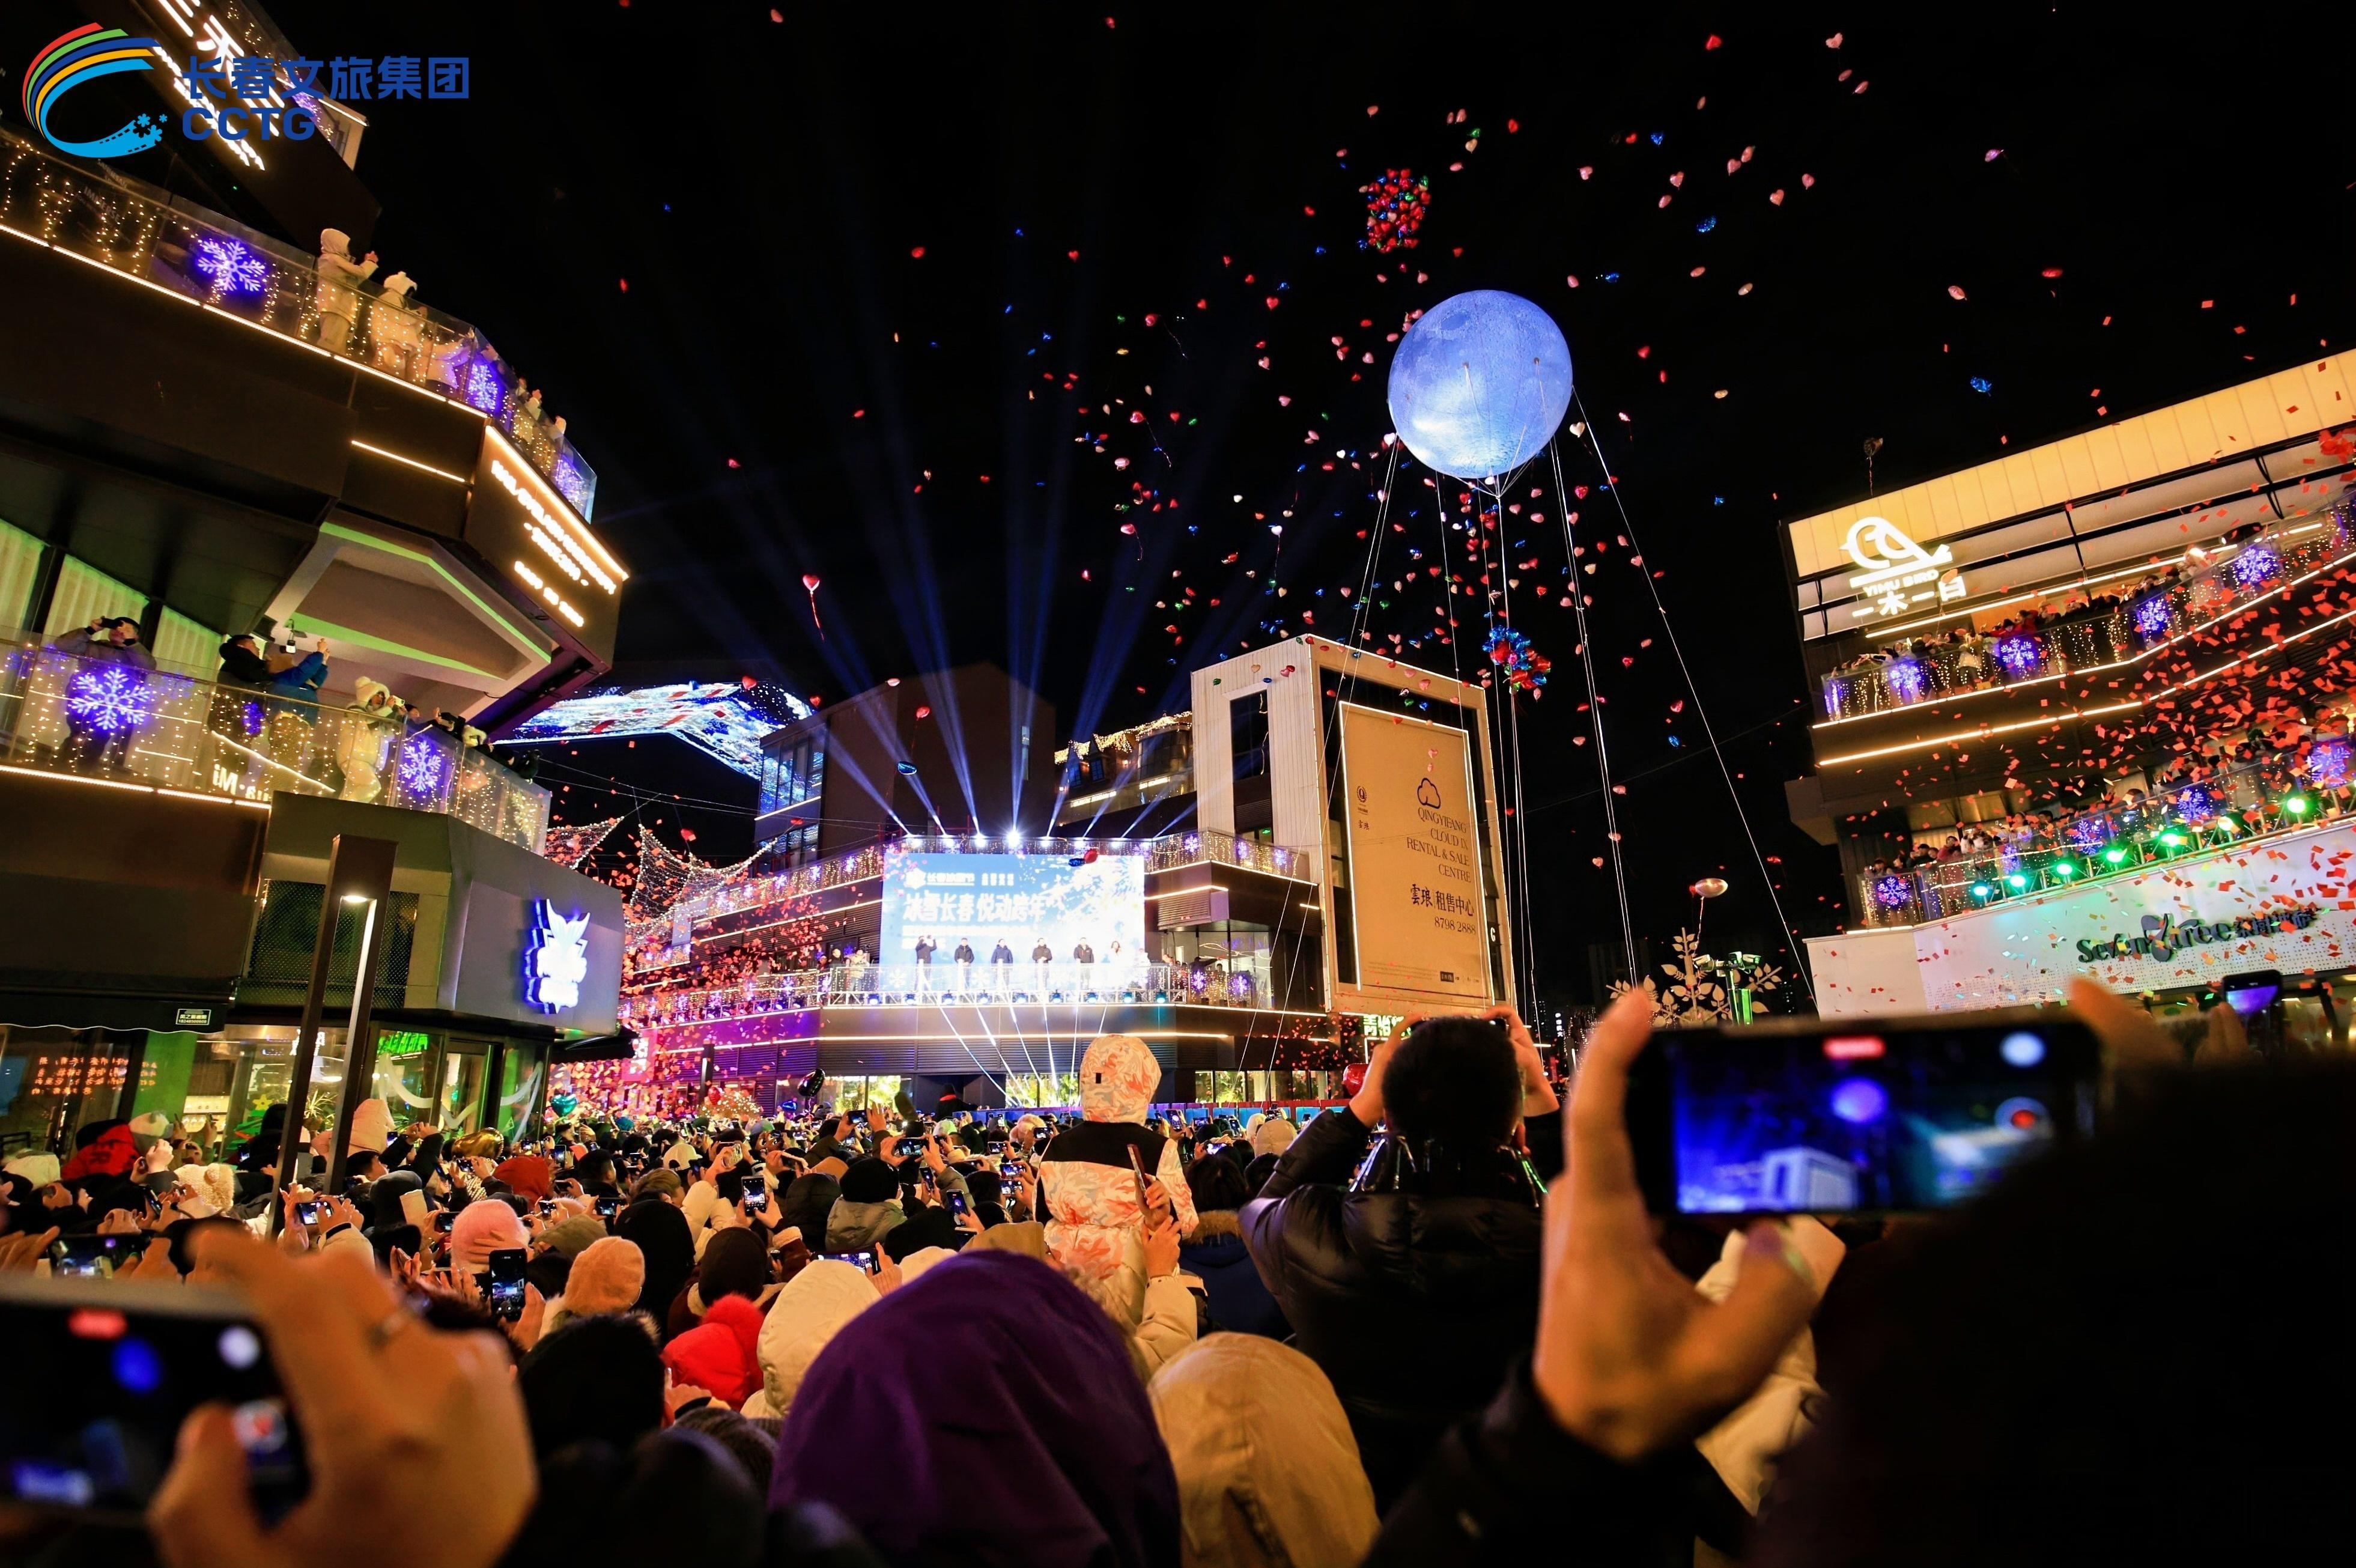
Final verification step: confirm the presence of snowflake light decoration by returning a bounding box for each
[398,732,453,797]
[2066,814,2112,853]
[1872,873,1914,911]
[2229,542,2280,589]
[552,457,592,517]
[190,236,266,300]
[463,361,506,416]
[2132,595,2172,639]
[1883,657,1926,704]
[1993,633,2042,678]
[2172,785,2215,825]
[2310,738,2353,788]
[64,665,155,736]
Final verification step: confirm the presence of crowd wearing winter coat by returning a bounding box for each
[8,986,2348,1568]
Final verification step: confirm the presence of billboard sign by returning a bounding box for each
[1339,702,1493,1001]
[879,851,1146,976]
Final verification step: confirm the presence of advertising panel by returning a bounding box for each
[1339,702,1493,1001]
[879,851,1147,977]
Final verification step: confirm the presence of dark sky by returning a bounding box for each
[272,1,2356,1005]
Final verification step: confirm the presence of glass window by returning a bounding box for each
[43,556,146,639]
[0,519,43,640]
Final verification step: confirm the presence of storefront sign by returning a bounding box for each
[523,898,590,1013]
[1810,821,2356,1013]
[2075,908,2319,964]
[173,1006,217,1029]
[1844,516,1967,622]
[378,1029,431,1059]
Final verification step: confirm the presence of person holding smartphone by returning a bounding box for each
[1035,1034,1199,1290]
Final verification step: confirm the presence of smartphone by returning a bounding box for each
[896,1137,925,1158]
[1125,1146,1152,1214]
[482,1248,527,1322]
[594,1195,621,1220]
[741,1174,768,1211]
[944,1190,970,1218]
[293,1199,324,1228]
[1625,1008,2102,1216]
[998,1161,1026,1181]
[50,1235,142,1278]
[536,1197,555,1217]
[816,1251,879,1274]
[0,1273,305,1522]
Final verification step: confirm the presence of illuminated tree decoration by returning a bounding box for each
[1993,633,2042,678]
[2229,541,2280,589]
[1883,657,1927,704]
[191,236,266,299]
[398,732,453,797]
[1822,676,1845,717]
[2310,737,2353,788]
[241,699,266,737]
[2131,595,2172,640]
[65,664,154,735]
[1872,872,1914,911]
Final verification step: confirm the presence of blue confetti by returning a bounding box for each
[1650,132,1665,145]
[1602,272,1621,283]
[1969,376,1993,395]
[1696,216,1716,232]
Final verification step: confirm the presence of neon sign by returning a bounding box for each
[1844,515,1967,622]
[523,898,589,1012]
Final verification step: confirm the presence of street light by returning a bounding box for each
[1690,877,1729,956]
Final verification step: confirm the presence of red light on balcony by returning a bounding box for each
[1824,1036,1886,1060]
[68,1308,126,1340]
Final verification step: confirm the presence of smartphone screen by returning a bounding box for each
[535,1197,555,1217]
[816,1251,878,1273]
[49,1236,142,1279]
[483,1248,527,1322]
[0,1274,305,1522]
[944,1190,970,1217]
[594,1196,620,1220]
[293,1199,324,1228]
[1627,1010,2101,1215]
[896,1137,924,1158]
[998,1161,1025,1180]
[741,1175,768,1211]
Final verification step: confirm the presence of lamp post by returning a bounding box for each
[272,834,396,1229]
[1690,877,1729,957]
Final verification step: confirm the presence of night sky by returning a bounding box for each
[270,2,2356,1005]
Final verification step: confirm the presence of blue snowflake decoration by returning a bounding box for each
[552,458,592,516]
[1872,874,1914,911]
[191,237,266,299]
[1884,657,1927,704]
[2229,542,2280,588]
[2310,738,2353,788]
[2066,815,2112,854]
[2132,595,2172,639]
[398,732,453,797]
[2172,785,2215,825]
[65,665,154,736]
[463,361,506,416]
[241,699,265,738]
[1993,633,2042,678]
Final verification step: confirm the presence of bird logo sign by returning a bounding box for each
[523,899,590,1013]
[1841,515,1966,622]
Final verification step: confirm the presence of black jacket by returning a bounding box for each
[1239,1106,1549,1510]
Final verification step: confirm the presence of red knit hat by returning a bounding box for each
[660,1294,764,1408]
[491,1154,554,1202]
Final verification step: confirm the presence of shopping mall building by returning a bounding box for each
[0,2,628,1157]
[1786,361,2356,1041]
[601,637,1519,1113]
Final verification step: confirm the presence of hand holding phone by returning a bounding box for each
[482,1248,527,1322]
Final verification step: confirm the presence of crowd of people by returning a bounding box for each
[3,989,2347,1566]
[1860,705,2356,904]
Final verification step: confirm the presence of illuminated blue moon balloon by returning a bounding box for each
[1385,290,1573,481]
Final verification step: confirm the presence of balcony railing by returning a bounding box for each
[620,959,1287,1035]
[0,129,597,519]
[1820,512,2353,720]
[1853,749,2353,928]
[0,640,550,852]
[626,828,1317,945]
